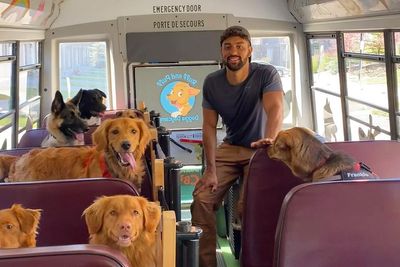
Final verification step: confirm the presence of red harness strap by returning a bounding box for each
[83,153,113,178]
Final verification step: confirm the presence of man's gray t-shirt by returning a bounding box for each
[202,63,283,148]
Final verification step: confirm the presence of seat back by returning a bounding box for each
[17,129,48,148]
[274,179,400,267]
[241,140,400,267]
[0,244,131,267]
[0,178,138,246]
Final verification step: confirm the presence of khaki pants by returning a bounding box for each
[190,143,255,267]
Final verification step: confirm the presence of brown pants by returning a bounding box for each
[191,143,255,267]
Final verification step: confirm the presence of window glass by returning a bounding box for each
[347,99,390,133]
[59,42,109,106]
[0,43,13,56]
[343,32,385,55]
[19,42,39,66]
[346,58,387,108]
[397,64,400,110]
[309,38,339,94]
[18,100,40,131]
[19,69,40,104]
[313,91,344,142]
[349,119,389,141]
[0,115,13,149]
[395,32,400,56]
[0,62,13,114]
[252,36,292,125]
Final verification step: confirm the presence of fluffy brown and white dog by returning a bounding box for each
[267,127,377,182]
[83,195,161,267]
[2,117,151,190]
[0,204,42,248]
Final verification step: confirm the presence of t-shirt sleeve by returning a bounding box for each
[262,66,283,94]
[202,76,214,109]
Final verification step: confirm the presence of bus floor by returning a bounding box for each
[181,209,240,267]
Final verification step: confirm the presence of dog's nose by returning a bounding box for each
[121,141,131,151]
[120,223,131,231]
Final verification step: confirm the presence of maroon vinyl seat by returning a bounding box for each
[274,179,400,267]
[241,140,400,267]
[17,128,48,148]
[0,178,138,246]
[0,244,130,267]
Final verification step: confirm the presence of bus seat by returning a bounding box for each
[274,179,400,267]
[0,244,131,267]
[241,140,400,267]
[17,128,48,148]
[0,178,138,246]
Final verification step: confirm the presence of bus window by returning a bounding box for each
[394,32,400,138]
[252,36,293,126]
[308,35,343,141]
[59,41,109,107]
[18,41,41,141]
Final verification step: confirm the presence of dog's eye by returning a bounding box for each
[112,129,119,135]
[131,129,137,134]
[110,210,117,216]
[133,210,139,216]
[178,92,183,97]
[5,224,13,230]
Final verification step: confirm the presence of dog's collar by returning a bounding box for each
[83,153,113,178]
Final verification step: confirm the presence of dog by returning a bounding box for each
[167,81,200,118]
[41,90,89,147]
[0,204,42,248]
[358,114,381,141]
[267,127,377,182]
[4,117,151,190]
[323,98,338,142]
[83,195,161,267]
[71,88,107,126]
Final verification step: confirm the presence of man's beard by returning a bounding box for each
[224,56,248,71]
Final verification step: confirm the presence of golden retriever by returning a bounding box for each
[0,204,42,248]
[167,81,200,117]
[267,127,377,181]
[3,117,151,190]
[83,195,161,267]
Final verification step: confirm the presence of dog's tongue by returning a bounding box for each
[120,152,136,169]
[75,133,84,142]
[99,112,105,118]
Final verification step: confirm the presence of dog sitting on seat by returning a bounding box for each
[267,127,377,182]
[83,195,161,267]
[0,204,42,248]
[41,90,89,147]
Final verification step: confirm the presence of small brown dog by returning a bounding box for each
[0,204,42,248]
[268,127,377,181]
[83,195,161,267]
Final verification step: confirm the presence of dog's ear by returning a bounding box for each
[188,87,201,96]
[51,91,66,115]
[82,197,107,235]
[70,89,84,106]
[94,89,107,98]
[139,197,161,233]
[92,120,112,151]
[11,204,42,234]
[134,119,152,158]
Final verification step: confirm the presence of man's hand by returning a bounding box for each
[250,138,274,148]
[193,169,218,195]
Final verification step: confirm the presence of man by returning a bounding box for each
[190,25,284,267]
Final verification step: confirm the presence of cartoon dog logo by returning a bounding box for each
[166,81,200,118]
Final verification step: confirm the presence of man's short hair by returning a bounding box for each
[220,25,252,47]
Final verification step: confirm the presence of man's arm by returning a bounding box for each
[193,107,219,195]
[263,90,284,139]
[251,90,284,148]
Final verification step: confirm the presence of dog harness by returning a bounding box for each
[83,153,113,178]
[325,162,378,181]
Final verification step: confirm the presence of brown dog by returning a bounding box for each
[0,204,42,248]
[3,117,151,190]
[83,195,161,267]
[268,127,376,182]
